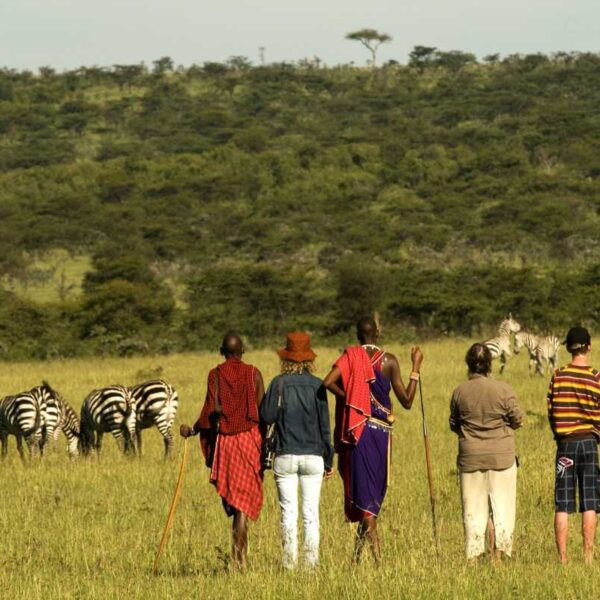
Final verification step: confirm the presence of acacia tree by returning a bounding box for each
[345,29,392,67]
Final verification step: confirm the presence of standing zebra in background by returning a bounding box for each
[484,314,521,374]
[0,385,49,460]
[41,381,80,458]
[130,379,179,458]
[535,335,561,376]
[513,331,540,375]
[80,385,136,456]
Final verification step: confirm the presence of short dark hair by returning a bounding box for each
[220,330,243,357]
[356,315,378,343]
[466,343,492,375]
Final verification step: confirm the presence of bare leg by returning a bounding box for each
[232,511,249,568]
[353,516,381,564]
[0,433,7,458]
[487,517,496,558]
[583,510,596,565]
[555,512,568,564]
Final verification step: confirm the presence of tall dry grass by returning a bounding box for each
[1,340,598,598]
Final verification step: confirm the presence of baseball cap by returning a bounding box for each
[564,326,591,352]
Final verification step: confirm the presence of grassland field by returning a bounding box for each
[1,338,600,599]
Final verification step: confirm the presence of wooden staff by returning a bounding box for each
[418,377,440,556]
[152,437,189,574]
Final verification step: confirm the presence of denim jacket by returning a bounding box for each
[260,372,334,470]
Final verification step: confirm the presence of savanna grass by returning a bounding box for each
[1,339,600,598]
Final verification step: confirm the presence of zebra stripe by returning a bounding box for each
[0,386,49,460]
[535,335,561,376]
[80,385,136,456]
[484,315,521,374]
[130,379,179,458]
[41,382,80,458]
[514,331,540,375]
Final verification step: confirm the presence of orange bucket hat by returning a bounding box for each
[277,331,317,362]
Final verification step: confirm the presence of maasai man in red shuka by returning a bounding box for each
[180,331,265,567]
[323,316,424,563]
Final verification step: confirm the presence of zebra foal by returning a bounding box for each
[130,379,179,458]
[41,381,80,458]
[0,385,49,460]
[80,385,136,456]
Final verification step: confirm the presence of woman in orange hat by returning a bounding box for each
[260,331,334,569]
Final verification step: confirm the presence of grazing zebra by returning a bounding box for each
[535,335,561,376]
[484,314,521,374]
[130,379,179,458]
[513,331,540,375]
[0,385,49,460]
[80,385,136,456]
[41,382,80,458]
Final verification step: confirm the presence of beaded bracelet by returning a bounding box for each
[409,371,420,381]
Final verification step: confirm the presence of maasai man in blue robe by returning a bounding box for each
[324,316,424,562]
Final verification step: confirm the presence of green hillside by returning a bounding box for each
[0,52,599,358]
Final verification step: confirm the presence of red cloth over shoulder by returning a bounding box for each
[334,345,375,446]
[195,357,260,459]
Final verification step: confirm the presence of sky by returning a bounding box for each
[1,0,599,71]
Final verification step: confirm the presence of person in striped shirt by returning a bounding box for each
[547,326,600,564]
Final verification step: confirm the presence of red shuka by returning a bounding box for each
[210,426,263,521]
[196,357,259,432]
[334,345,375,446]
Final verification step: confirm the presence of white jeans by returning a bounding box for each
[460,462,517,559]
[274,454,324,569]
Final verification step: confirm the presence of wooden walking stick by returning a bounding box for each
[418,377,440,556]
[152,436,189,574]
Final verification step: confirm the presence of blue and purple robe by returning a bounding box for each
[338,350,392,522]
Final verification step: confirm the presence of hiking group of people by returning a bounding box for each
[179,321,600,567]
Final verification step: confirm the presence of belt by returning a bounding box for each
[368,416,393,431]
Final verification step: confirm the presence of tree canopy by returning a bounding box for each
[345,29,392,66]
[0,49,599,358]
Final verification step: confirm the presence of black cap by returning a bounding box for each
[564,327,591,352]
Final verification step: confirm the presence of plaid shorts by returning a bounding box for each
[555,437,600,513]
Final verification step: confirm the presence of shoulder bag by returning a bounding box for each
[261,376,284,470]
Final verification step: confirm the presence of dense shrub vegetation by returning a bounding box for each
[0,50,599,358]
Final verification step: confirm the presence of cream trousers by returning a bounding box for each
[459,462,517,559]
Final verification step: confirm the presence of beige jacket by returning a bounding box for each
[450,374,523,472]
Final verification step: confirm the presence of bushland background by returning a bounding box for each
[1,49,599,360]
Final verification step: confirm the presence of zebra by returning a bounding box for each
[130,379,179,458]
[0,385,49,460]
[513,331,540,375]
[535,335,561,376]
[40,381,80,458]
[484,314,521,374]
[80,385,136,456]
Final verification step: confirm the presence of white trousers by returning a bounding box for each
[274,454,324,569]
[459,462,517,559]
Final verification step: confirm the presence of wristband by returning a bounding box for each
[409,371,420,381]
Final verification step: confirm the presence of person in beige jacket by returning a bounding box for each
[450,343,524,561]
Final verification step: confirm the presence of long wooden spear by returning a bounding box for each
[152,437,189,574]
[418,378,440,556]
